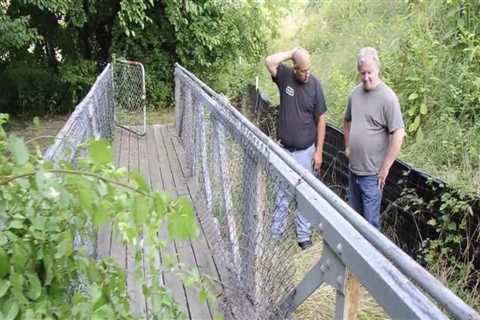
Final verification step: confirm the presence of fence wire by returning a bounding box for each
[176,70,311,319]
[113,60,146,135]
[44,64,114,163]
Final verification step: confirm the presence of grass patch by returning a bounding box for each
[293,237,387,320]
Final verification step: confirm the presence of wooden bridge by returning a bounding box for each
[44,61,480,320]
[95,125,221,319]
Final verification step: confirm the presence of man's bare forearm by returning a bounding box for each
[316,114,326,154]
[343,120,351,149]
[380,128,405,172]
[265,48,297,77]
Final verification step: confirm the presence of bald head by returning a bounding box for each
[292,48,311,83]
[293,48,311,67]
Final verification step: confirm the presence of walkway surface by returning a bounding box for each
[96,124,221,319]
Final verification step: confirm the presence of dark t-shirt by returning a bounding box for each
[272,64,327,149]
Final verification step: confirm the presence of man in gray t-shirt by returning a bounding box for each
[265,47,327,249]
[343,47,405,229]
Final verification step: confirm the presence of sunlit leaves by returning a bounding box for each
[87,140,113,166]
[0,115,208,318]
[7,135,28,165]
[168,197,198,240]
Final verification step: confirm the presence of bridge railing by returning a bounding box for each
[174,63,480,320]
[44,64,115,162]
[44,60,145,162]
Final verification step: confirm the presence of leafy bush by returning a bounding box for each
[0,114,213,319]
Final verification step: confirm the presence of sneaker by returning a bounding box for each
[298,240,312,250]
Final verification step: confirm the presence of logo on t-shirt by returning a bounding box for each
[286,86,294,97]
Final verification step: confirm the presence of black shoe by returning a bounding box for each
[298,240,312,250]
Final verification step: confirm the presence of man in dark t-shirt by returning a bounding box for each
[265,48,327,249]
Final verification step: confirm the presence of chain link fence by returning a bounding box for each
[176,69,302,319]
[113,59,146,136]
[175,64,480,320]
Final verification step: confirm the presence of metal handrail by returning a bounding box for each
[175,62,480,320]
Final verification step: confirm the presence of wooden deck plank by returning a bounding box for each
[168,125,222,317]
[159,125,215,319]
[160,125,189,196]
[110,128,128,269]
[137,128,154,316]
[144,125,166,288]
[154,126,211,319]
[96,128,121,258]
[126,130,147,315]
[98,124,223,319]
[148,125,190,317]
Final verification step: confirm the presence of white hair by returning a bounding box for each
[357,47,380,68]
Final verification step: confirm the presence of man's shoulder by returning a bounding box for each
[276,64,293,81]
[378,82,399,104]
[349,84,363,97]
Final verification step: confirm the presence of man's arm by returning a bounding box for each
[343,120,351,159]
[377,128,405,189]
[313,113,326,173]
[265,48,297,77]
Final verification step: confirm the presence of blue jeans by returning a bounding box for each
[348,172,382,229]
[271,144,314,242]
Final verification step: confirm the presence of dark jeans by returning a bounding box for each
[348,172,383,229]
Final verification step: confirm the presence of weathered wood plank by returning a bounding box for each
[137,127,154,316]
[159,125,213,319]
[126,130,147,315]
[160,125,189,196]
[167,125,222,318]
[148,125,190,317]
[144,125,166,289]
[100,125,224,319]
[110,128,128,269]
[96,127,122,258]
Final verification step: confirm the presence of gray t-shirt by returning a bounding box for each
[344,82,404,175]
[273,64,327,149]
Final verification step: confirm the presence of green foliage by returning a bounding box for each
[0,114,214,318]
[266,0,480,190]
[113,0,284,109]
[1,0,154,116]
[399,185,480,310]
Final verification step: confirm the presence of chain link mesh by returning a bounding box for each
[113,60,146,135]
[44,64,114,163]
[176,70,304,319]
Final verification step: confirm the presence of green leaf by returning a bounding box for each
[4,299,19,320]
[168,197,198,240]
[8,220,24,229]
[407,92,418,101]
[0,247,9,278]
[12,243,29,272]
[420,103,428,115]
[153,192,169,218]
[55,232,73,259]
[92,304,115,319]
[93,201,110,226]
[25,272,42,301]
[7,135,29,165]
[130,171,149,193]
[448,222,457,231]
[199,287,208,304]
[0,279,10,298]
[134,196,149,225]
[87,140,112,166]
[408,115,421,132]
